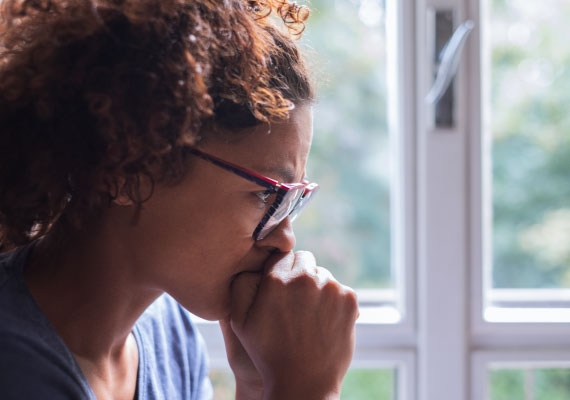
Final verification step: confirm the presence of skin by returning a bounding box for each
[24,105,358,400]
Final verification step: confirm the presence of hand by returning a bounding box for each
[228,251,359,400]
[219,272,264,399]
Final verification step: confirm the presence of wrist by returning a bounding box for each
[235,379,263,400]
[262,381,341,400]
[263,391,340,400]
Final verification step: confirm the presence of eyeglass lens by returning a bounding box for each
[256,186,317,240]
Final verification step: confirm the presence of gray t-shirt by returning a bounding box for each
[0,245,213,399]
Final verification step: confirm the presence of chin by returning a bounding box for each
[175,297,230,322]
[193,310,226,322]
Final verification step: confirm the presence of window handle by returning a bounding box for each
[426,19,475,105]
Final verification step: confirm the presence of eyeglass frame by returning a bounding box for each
[187,147,319,240]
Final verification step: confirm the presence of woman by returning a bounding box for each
[0,1,358,399]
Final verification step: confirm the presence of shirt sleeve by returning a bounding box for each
[0,332,93,400]
[133,294,214,400]
[193,328,214,400]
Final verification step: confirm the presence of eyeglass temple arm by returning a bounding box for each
[188,148,277,190]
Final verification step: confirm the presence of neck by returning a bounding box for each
[24,218,162,361]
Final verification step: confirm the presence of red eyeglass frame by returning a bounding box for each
[188,147,319,240]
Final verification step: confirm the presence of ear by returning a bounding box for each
[113,191,134,206]
[106,177,134,206]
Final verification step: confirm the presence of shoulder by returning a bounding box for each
[0,330,93,399]
[0,245,94,399]
[0,246,25,287]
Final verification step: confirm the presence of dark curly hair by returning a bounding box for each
[0,0,314,249]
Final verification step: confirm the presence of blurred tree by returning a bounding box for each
[490,0,570,288]
[490,369,525,400]
[295,0,392,288]
[535,368,570,400]
[341,369,395,400]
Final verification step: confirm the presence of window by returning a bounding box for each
[196,0,570,398]
[482,0,570,323]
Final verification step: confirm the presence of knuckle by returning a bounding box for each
[343,288,360,319]
[289,272,318,290]
[264,270,289,289]
[321,278,342,295]
[345,288,359,309]
[293,250,316,268]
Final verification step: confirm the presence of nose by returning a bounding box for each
[255,216,296,253]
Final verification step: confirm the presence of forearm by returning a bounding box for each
[262,388,341,400]
[235,379,263,400]
[261,379,342,400]
[235,375,342,400]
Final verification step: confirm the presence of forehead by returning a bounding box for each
[200,105,313,182]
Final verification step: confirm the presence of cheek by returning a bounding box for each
[197,193,266,239]
[166,236,255,320]
[140,181,264,266]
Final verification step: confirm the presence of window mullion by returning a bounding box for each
[416,0,471,399]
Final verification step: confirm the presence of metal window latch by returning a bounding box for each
[426,10,474,128]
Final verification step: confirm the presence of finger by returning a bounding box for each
[290,251,317,274]
[313,266,356,296]
[314,266,335,285]
[219,318,237,345]
[262,251,295,279]
[220,318,249,361]
[219,318,241,356]
[313,267,360,321]
[229,271,263,329]
[263,251,317,281]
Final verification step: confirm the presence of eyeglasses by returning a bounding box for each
[188,148,319,241]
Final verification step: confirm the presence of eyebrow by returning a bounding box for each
[189,147,303,184]
[255,165,298,183]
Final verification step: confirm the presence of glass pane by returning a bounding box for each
[489,367,570,400]
[295,0,392,289]
[489,0,570,289]
[341,368,396,399]
[210,368,397,400]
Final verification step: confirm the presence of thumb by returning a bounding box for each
[229,271,263,330]
[219,318,236,346]
[219,318,245,362]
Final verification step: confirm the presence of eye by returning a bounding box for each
[255,189,274,206]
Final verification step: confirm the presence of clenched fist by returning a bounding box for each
[221,251,359,400]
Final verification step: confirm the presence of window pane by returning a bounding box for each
[489,367,570,400]
[296,0,392,289]
[489,0,570,289]
[341,368,396,399]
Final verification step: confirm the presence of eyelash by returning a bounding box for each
[255,190,274,205]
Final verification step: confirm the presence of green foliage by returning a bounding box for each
[490,0,570,288]
[341,369,395,400]
[490,369,525,400]
[490,368,570,400]
[535,368,570,400]
[295,0,392,288]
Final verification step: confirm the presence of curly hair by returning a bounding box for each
[0,0,313,249]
